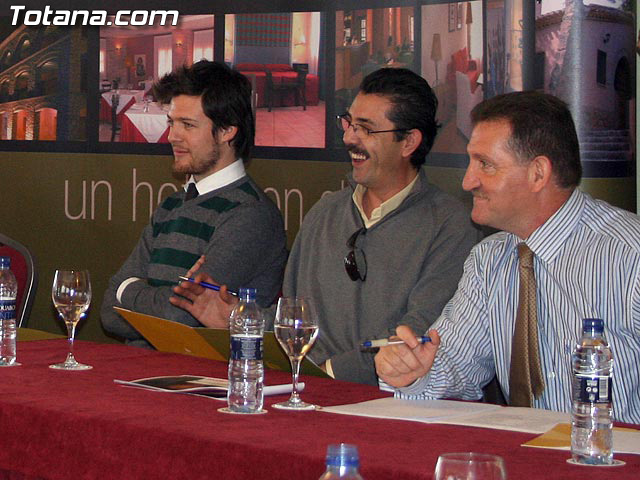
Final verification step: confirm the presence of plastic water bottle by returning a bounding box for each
[227,288,264,413]
[318,444,364,480]
[571,318,613,465]
[0,256,18,366]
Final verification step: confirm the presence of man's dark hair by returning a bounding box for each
[359,68,439,168]
[154,60,254,161]
[471,91,582,189]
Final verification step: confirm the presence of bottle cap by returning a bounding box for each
[582,318,604,333]
[238,288,257,301]
[0,257,10,269]
[325,443,360,468]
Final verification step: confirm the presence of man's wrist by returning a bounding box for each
[116,277,143,303]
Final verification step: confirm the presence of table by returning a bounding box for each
[100,89,146,122]
[236,69,320,108]
[0,338,637,480]
[120,102,169,143]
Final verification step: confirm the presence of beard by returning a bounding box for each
[172,142,221,176]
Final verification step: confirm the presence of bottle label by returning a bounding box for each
[230,335,263,361]
[573,374,612,403]
[0,299,16,321]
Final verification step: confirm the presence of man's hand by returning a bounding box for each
[374,325,440,388]
[170,272,237,328]
[185,255,205,278]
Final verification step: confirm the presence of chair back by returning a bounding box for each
[0,233,38,327]
[244,73,258,118]
[111,93,120,141]
[295,70,308,87]
[265,70,275,89]
[111,93,120,112]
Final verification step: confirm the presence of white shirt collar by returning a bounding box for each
[184,159,246,196]
[352,173,419,229]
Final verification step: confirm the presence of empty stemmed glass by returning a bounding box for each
[273,297,319,410]
[50,270,92,371]
[434,453,507,480]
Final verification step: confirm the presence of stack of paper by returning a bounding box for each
[319,397,569,434]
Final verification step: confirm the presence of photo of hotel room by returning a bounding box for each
[225,12,324,148]
[99,15,214,143]
[334,7,415,144]
[422,1,483,155]
[0,23,87,141]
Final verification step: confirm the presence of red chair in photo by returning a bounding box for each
[0,233,38,327]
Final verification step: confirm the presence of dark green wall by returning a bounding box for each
[0,151,635,343]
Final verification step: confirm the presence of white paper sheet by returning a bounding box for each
[319,397,569,434]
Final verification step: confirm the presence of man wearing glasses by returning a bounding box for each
[172,67,478,385]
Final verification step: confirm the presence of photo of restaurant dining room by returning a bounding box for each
[0,22,87,141]
[98,14,214,143]
[225,12,324,148]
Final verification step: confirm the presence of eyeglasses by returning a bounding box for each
[344,227,367,281]
[336,114,409,139]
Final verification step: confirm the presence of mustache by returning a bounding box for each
[471,189,487,199]
[346,145,369,157]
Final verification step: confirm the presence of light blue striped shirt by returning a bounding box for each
[396,189,640,424]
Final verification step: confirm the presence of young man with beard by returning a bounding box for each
[171,68,479,385]
[101,61,287,346]
[374,91,640,424]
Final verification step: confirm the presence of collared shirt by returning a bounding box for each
[117,159,247,303]
[395,189,640,424]
[184,159,246,196]
[322,172,420,377]
[352,173,419,228]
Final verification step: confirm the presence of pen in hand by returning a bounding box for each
[178,276,238,296]
[361,336,431,348]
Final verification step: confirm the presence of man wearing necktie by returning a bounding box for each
[375,91,640,424]
[101,61,287,346]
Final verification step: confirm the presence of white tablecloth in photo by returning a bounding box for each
[100,89,146,119]
[121,103,169,143]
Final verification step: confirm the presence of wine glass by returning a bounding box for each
[434,453,507,480]
[273,297,319,410]
[50,270,92,371]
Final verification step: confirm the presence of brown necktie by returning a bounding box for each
[509,243,545,407]
[184,183,199,201]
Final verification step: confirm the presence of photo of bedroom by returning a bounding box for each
[421,1,483,155]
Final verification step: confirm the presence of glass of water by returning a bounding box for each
[434,453,507,480]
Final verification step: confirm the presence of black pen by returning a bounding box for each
[178,276,238,296]
[361,336,431,348]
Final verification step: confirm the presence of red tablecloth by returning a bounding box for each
[0,339,637,480]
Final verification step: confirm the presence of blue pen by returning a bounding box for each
[361,336,431,348]
[178,276,238,296]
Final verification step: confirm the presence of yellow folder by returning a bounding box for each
[114,307,329,378]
